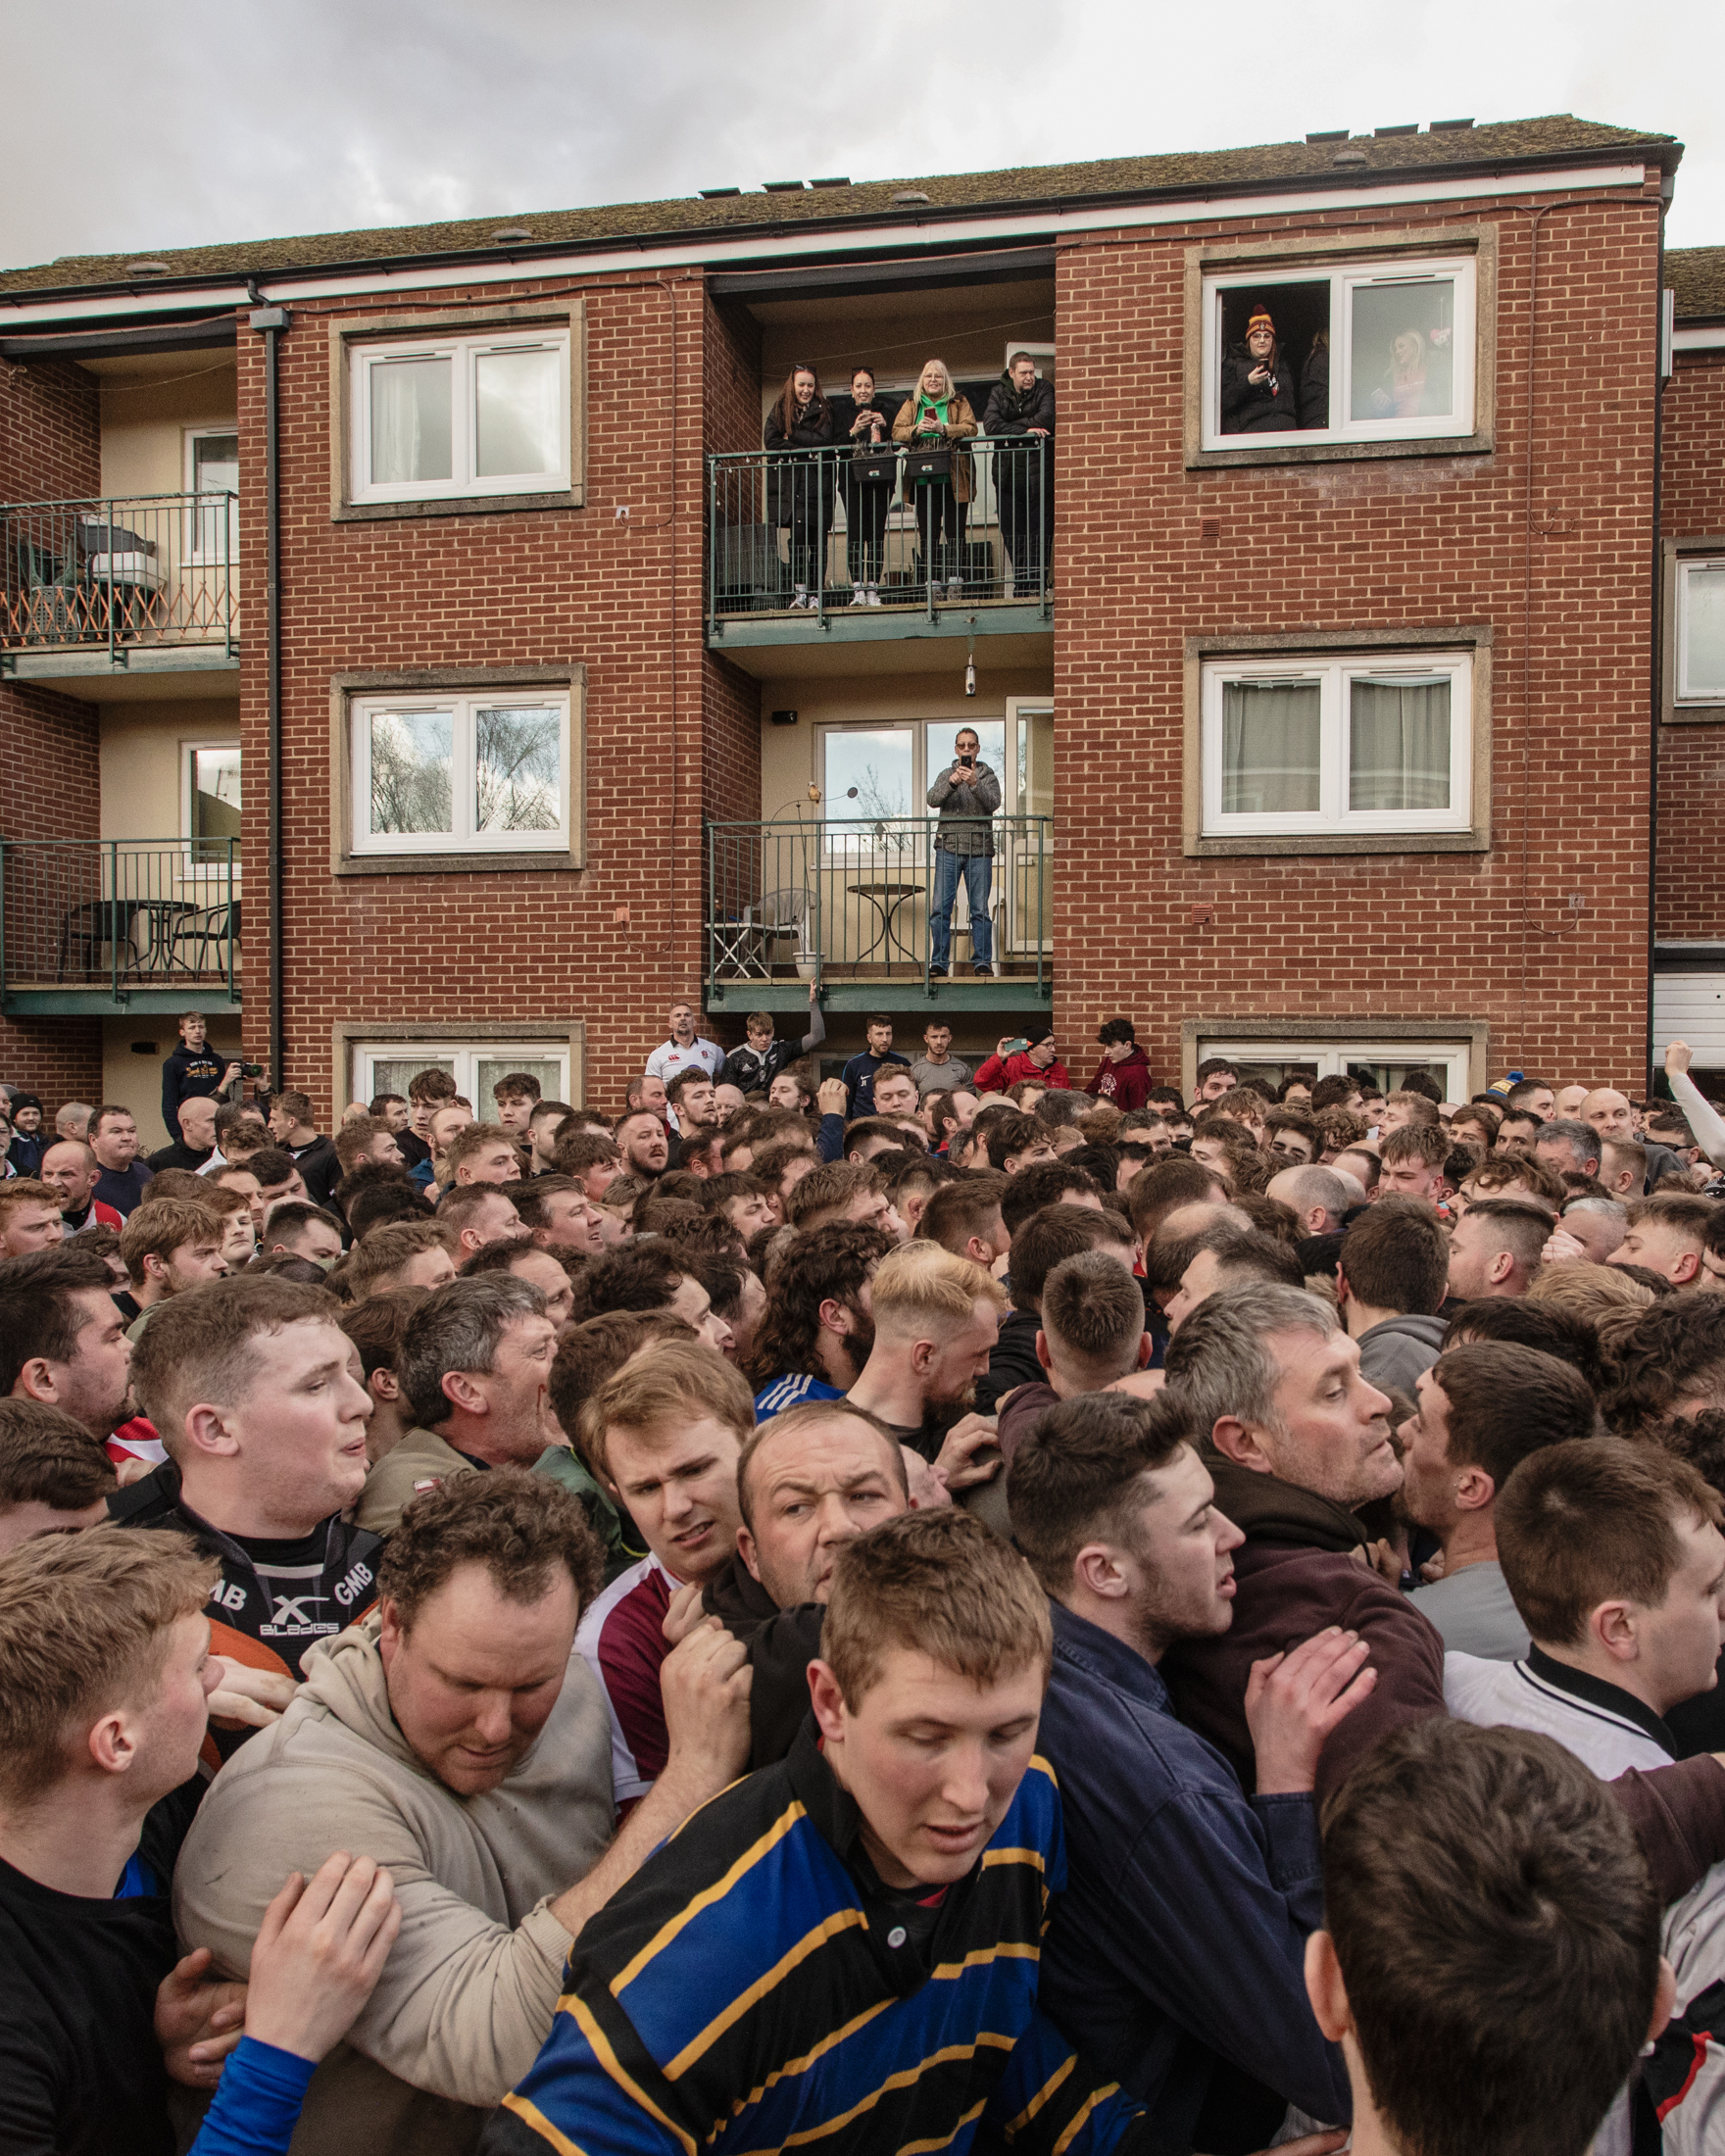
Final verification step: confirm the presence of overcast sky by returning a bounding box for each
[5,0,1723,271]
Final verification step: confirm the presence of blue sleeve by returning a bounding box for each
[983,2007,1146,2153]
[1105,1788,1347,2124]
[815,1113,846,1164]
[1248,1790,1326,1931]
[187,2036,318,2156]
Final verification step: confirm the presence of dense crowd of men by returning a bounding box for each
[6,1003,1725,2155]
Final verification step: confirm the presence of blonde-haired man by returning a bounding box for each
[844,1241,1007,1494]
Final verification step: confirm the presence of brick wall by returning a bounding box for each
[1655,348,1725,944]
[1655,724,1725,940]
[0,681,105,1102]
[1661,350,1725,536]
[0,355,106,1103]
[1053,183,1664,1092]
[0,358,99,504]
[237,268,741,1123]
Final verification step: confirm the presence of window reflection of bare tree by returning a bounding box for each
[848,761,913,853]
[370,714,452,834]
[475,708,560,831]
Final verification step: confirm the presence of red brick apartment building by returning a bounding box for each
[1,113,1719,1135]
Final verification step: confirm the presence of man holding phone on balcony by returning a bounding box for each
[927,728,1001,979]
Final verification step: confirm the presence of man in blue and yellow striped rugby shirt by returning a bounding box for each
[484,1509,1251,2156]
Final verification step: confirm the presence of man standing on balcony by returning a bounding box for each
[983,352,1056,599]
[927,728,1001,979]
[160,1011,239,1146]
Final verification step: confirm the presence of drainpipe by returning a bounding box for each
[249,293,289,1092]
[1647,173,1674,1097]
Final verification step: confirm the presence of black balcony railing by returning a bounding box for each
[707,815,1051,1000]
[706,439,1051,628]
[0,840,240,1000]
[1,493,238,662]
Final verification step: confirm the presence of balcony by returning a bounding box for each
[1,493,239,687]
[0,840,240,1014]
[706,815,1051,1013]
[706,442,1052,675]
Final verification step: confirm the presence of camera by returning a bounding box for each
[238,1062,266,1079]
[960,754,975,768]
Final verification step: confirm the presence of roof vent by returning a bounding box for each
[1429,117,1476,131]
[1332,148,1368,167]
[700,187,741,199]
[763,180,807,192]
[1306,129,1348,144]
[125,260,170,275]
[490,225,534,243]
[1373,123,1418,137]
[892,189,931,206]
[811,175,851,188]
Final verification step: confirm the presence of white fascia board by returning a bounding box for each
[0,163,1651,328]
[1674,324,1725,352]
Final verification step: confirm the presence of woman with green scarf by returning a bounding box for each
[892,358,977,599]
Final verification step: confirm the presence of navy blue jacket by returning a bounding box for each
[1035,1603,1350,2142]
[840,1049,910,1119]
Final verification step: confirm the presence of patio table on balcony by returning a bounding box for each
[57,896,196,982]
[845,880,924,969]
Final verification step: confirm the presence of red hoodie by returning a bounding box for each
[971,1050,1071,1094]
[1084,1046,1154,1112]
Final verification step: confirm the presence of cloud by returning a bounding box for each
[2,0,1721,267]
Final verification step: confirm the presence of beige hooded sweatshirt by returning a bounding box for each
[172,1613,614,2156]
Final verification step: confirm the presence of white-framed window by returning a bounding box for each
[1676,557,1725,704]
[1201,649,1471,838]
[351,692,569,856]
[184,428,239,562]
[814,713,1054,852]
[350,330,570,504]
[1201,254,1476,450]
[1203,1039,1473,1102]
[352,1041,569,1108]
[182,741,241,874]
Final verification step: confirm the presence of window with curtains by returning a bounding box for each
[350,330,569,504]
[1201,651,1471,836]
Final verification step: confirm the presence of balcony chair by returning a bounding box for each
[164,898,239,978]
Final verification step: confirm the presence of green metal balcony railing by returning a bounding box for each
[706,438,1051,629]
[707,815,1051,998]
[0,840,240,1000]
[1,492,238,662]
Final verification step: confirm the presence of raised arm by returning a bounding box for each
[1665,1044,1725,1171]
[796,987,826,1058]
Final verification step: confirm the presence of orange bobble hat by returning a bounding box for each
[1247,306,1275,336]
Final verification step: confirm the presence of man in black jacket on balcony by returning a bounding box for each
[983,354,1055,599]
[160,1012,239,1145]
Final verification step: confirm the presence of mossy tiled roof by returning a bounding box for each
[0,114,1681,301]
[1669,248,1725,322]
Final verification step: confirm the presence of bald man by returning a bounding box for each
[1580,1089,1637,1144]
[1266,1164,1351,1239]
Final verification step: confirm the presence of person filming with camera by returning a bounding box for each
[927,727,1002,979]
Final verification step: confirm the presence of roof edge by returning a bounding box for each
[0,134,1678,314]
